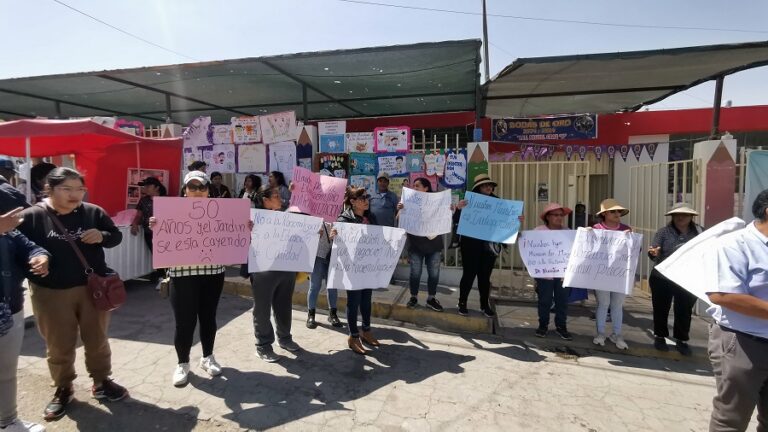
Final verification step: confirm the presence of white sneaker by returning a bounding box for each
[199,355,222,376]
[172,363,190,386]
[1,419,46,432]
[593,334,606,346]
[609,334,629,350]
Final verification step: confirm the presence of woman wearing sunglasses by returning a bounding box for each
[592,199,632,350]
[335,186,380,355]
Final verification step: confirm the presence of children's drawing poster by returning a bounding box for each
[268,141,297,183]
[259,111,296,144]
[199,145,215,168]
[406,153,424,172]
[183,116,212,149]
[316,153,349,178]
[209,144,237,173]
[441,149,467,189]
[378,154,408,177]
[345,132,374,153]
[210,124,233,145]
[231,116,262,143]
[349,153,378,176]
[374,126,410,153]
[183,147,197,171]
[319,135,346,153]
[237,144,267,173]
[350,175,376,196]
[424,151,446,177]
[389,177,409,198]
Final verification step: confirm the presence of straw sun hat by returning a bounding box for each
[472,174,497,190]
[539,202,572,222]
[596,199,629,217]
[665,203,699,216]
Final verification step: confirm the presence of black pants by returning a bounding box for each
[250,271,296,347]
[649,269,697,341]
[535,278,569,329]
[169,273,225,363]
[459,245,496,309]
[347,289,373,337]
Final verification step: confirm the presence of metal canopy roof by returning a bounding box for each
[484,40,768,118]
[0,40,481,125]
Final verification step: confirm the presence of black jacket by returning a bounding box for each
[0,175,30,213]
[337,208,377,225]
[18,203,122,289]
[0,230,49,314]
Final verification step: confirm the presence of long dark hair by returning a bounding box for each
[46,167,84,187]
[270,171,287,187]
[243,174,261,191]
[413,177,433,192]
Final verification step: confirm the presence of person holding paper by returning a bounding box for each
[591,199,632,350]
[533,203,573,340]
[250,187,301,363]
[305,222,344,329]
[706,190,768,432]
[453,174,503,318]
[151,171,228,387]
[336,186,380,355]
[648,203,702,355]
[396,178,448,312]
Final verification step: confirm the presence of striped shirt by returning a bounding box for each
[167,265,226,278]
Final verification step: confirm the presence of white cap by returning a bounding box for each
[184,170,210,185]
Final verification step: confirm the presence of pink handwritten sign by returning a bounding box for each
[152,197,251,268]
[289,166,347,222]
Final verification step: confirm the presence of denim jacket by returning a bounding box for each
[0,230,50,314]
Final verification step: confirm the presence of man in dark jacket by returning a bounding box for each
[0,156,29,213]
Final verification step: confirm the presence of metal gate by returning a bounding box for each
[628,159,702,292]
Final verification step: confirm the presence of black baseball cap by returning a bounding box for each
[138,177,162,187]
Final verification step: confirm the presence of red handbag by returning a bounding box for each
[43,206,126,311]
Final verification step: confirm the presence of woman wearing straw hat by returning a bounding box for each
[592,199,632,350]
[453,173,505,317]
[533,202,574,340]
[648,203,703,356]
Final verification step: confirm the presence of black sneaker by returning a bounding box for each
[44,385,74,421]
[654,336,669,352]
[91,379,128,402]
[457,303,469,316]
[535,327,547,338]
[676,340,692,356]
[406,296,418,308]
[426,298,444,312]
[555,327,573,341]
[256,345,281,363]
[589,311,596,321]
[481,307,496,318]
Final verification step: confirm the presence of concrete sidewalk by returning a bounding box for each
[17,279,731,431]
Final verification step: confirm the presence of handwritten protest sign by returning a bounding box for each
[289,166,347,222]
[518,230,576,278]
[327,223,407,290]
[248,209,322,272]
[563,228,643,295]
[457,192,523,244]
[398,188,452,237]
[656,217,746,304]
[153,197,251,268]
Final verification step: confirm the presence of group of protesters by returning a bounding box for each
[1,154,767,431]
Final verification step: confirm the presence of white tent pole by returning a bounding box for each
[25,136,32,204]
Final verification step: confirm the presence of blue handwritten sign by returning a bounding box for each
[457,192,523,244]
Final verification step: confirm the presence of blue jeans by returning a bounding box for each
[596,290,626,336]
[535,278,569,329]
[409,250,441,297]
[346,289,372,337]
[307,256,338,310]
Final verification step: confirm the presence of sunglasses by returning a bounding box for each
[354,194,371,201]
[186,184,209,192]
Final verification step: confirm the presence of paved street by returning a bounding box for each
[14,281,754,431]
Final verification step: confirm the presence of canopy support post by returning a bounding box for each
[25,137,32,204]
[302,84,309,122]
[710,75,724,138]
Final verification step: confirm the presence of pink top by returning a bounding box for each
[593,222,631,231]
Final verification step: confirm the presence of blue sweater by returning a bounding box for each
[0,230,50,314]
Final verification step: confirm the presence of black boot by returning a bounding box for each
[306,309,317,329]
[328,308,344,328]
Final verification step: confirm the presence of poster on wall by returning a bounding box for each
[406,153,424,172]
[209,144,236,173]
[318,121,346,153]
[237,144,267,173]
[467,142,489,190]
[378,154,408,176]
[492,114,598,141]
[183,116,212,149]
[389,177,409,197]
[199,145,215,168]
[268,141,297,183]
[424,151,446,177]
[230,116,262,143]
[345,132,374,153]
[442,150,467,189]
[126,168,170,209]
[183,147,197,171]
[316,153,349,178]
[349,153,378,176]
[211,124,233,145]
[374,126,410,153]
[350,175,376,196]
[260,111,296,144]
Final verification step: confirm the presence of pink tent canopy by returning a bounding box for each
[0,119,183,215]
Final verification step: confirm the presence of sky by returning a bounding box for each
[1,0,767,111]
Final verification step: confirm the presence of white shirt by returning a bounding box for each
[707,221,768,338]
